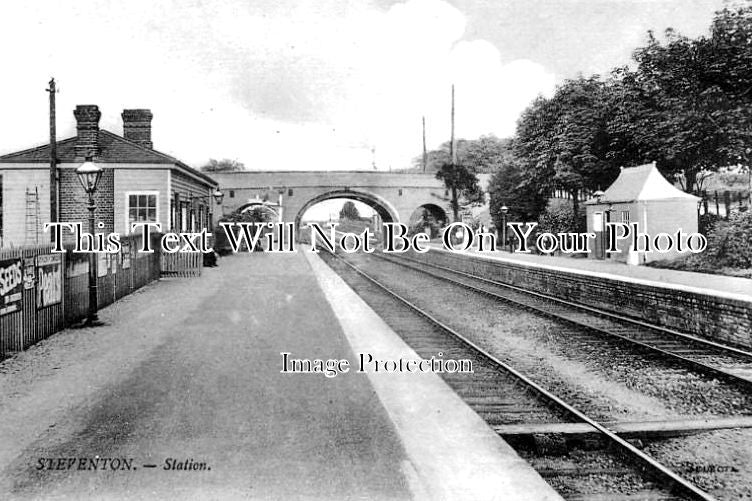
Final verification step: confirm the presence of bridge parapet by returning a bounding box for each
[211,170,451,226]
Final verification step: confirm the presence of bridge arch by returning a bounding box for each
[293,189,400,229]
[407,203,449,238]
[236,201,280,219]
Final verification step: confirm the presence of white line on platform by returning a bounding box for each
[304,251,564,501]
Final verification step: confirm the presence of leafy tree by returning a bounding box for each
[435,161,482,221]
[512,77,621,228]
[339,201,361,221]
[200,158,245,172]
[415,136,513,174]
[488,151,548,230]
[614,4,752,193]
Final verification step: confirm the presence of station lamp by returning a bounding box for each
[500,205,509,251]
[76,156,103,326]
[212,188,224,205]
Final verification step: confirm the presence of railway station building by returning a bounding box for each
[585,162,701,265]
[0,105,218,247]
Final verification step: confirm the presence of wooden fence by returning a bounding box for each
[0,233,166,358]
[699,189,750,219]
[160,252,203,277]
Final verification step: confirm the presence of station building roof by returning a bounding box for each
[586,162,700,204]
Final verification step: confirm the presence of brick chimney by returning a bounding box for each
[73,105,101,160]
[121,109,153,149]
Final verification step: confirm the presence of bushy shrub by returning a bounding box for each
[214,207,272,254]
[537,205,579,235]
[699,212,722,235]
[702,210,752,269]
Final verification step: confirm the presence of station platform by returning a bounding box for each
[0,250,561,500]
[440,246,752,302]
[305,251,562,500]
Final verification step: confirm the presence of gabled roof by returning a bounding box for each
[586,162,700,204]
[0,130,216,186]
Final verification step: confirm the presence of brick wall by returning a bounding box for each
[412,249,752,349]
[59,167,115,240]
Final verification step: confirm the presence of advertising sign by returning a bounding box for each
[36,254,62,309]
[97,253,108,277]
[122,242,132,269]
[23,258,35,290]
[0,258,23,316]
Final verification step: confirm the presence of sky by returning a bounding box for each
[0,0,726,173]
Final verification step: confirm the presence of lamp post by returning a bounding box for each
[76,157,103,326]
[593,190,606,259]
[500,205,509,252]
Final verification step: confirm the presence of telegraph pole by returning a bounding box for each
[422,116,427,172]
[46,78,58,229]
[449,84,459,221]
[449,84,456,167]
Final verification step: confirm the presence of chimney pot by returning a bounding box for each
[122,109,153,149]
[74,105,101,160]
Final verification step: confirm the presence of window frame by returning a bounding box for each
[125,190,160,234]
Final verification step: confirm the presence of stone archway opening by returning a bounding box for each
[407,203,448,239]
[294,189,399,232]
[238,202,280,220]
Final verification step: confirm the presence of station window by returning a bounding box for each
[229,190,235,198]
[288,188,294,197]
[398,189,403,196]
[621,210,630,224]
[126,192,158,232]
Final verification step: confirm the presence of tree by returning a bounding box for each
[511,77,621,228]
[435,161,482,221]
[200,158,245,172]
[488,150,548,229]
[616,4,752,193]
[415,135,513,174]
[339,201,360,221]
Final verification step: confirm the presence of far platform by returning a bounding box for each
[437,245,752,302]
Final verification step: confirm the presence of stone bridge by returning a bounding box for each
[210,171,451,227]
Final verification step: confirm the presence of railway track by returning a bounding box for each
[373,251,752,391]
[320,249,716,501]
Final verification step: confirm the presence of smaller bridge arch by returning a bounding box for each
[237,200,281,219]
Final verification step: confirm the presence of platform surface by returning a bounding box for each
[0,250,561,500]
[305,250,563,501]
[0,253,411,500]
[439,246,752,302]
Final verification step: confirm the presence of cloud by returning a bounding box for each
[0,0,556,170]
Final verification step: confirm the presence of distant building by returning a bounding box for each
[585,162,701,265]
[0,105,217,247]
